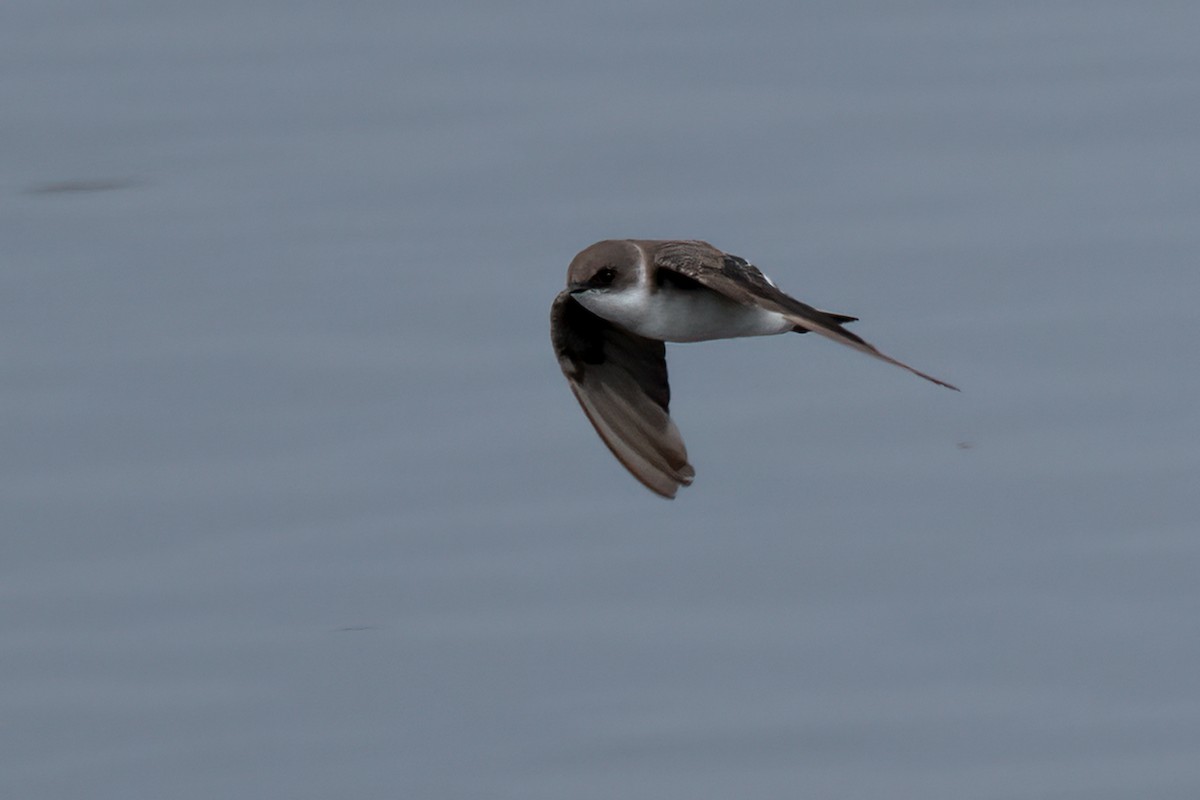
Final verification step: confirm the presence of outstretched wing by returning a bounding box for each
[551,291,695,498]
[648,240,959,391]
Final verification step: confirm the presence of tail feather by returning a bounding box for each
[823,311,859,324]
[793,309,857,334]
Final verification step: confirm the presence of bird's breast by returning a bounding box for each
[576,284,792,343]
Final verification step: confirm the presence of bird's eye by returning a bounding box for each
[592,267,617,287]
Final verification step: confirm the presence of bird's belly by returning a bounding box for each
[630,289,792,342]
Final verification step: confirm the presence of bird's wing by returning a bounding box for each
[650,240,959,391]
[551,291,694,498]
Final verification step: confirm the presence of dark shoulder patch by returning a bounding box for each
[720,253,778,297]
[721,254,752,278]
[655,268,704,291]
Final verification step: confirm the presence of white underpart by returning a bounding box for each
[575,266,793,343]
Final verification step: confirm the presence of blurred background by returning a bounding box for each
[4,1,1199,798]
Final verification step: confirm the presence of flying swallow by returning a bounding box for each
[551,239,957,498]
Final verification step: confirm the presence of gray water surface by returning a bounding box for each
[4,2,1200,798]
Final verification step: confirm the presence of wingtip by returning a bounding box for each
[898,362,960,392]
[929,377,961,392]
[640,477,682,500]
[637,464,695,500]
[928,375,961,392]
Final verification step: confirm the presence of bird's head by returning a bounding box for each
[567,240,642,295]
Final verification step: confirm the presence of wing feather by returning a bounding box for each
[647,240,959,391]
[551,292,694,498]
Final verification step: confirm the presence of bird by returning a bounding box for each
[550,239,958,498]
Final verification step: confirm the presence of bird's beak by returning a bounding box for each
[568,282,588,294]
